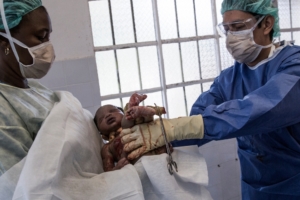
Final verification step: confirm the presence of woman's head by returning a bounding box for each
[0,0,54,86]
[2,6,52,65]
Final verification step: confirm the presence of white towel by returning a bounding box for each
[0,91,212,200]
[135,146,212,200]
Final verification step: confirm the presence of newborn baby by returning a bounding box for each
[94,93,172,172]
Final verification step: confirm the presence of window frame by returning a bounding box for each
[88,0,299,118]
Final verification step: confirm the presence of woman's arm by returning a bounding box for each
[0,126,32,176]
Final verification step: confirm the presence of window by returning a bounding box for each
[88,0,300,118]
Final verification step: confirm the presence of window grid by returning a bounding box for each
[89,0,300,117]
[107,0,122,107]
[151,0,168,116]
[173,0,188,116]
[129,0,144,106]
[192,0,203,89]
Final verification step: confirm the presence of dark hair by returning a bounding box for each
[93,116,99,130]
[249,12,274,41]
[117,107,124,113]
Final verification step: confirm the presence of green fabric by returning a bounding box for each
[0,0,42,30]
[221,0,280,38]
[0,80,58,176]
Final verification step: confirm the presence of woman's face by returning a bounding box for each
[7,6,52,66]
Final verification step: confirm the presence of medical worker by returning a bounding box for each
[121,0,300,199]
[0,0,58,175]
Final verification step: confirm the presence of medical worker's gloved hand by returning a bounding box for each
[121,115,204,160]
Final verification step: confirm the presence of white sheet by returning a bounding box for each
[135,146,212,200]
[0,91,212,200]
[1,91,144,200]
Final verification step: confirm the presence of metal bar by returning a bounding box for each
[100,78,215,100]
[280,28,300,32]
[95,41,157,51]
[167,78,215,89]
[152,0,169,118]
[130,0,143,96]
[101,87,162,100]
[105,0,122,107]
[192,0,203,81]
[192,0,204,95]
[173,0,188,117]
[94,35,218,51]
[130,0,138,42]
[93,25,300,52]
[211,0,222,75]
[86,1,103,103]
[162,35,218,43]
[289,0,293,40]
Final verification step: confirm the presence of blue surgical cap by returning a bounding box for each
[221,0,280,38]
[0,0,42,30]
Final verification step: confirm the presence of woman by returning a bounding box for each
[0,2,181,200]
[0,1,150,199]
[0,0,58,176]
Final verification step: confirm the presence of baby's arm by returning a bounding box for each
[122,93,148,128]
[128,93,147,107]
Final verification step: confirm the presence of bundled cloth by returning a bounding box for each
[0,91,211,200]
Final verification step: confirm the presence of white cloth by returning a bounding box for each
[135,146,212,200]
[0,91,144,200]
[0,91,211,200]
[0,80,58,175]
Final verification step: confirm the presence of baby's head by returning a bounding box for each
[94,105,124,140]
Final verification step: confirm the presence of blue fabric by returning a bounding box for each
[172,44,300,199]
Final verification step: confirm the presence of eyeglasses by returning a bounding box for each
[217,15,263,36]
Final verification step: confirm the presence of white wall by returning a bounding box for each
[200,140,241,200]
[42,0,94,61]
[39,0,101,115]
[38,1,241,200]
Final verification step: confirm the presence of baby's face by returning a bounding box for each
[95,105,123,137]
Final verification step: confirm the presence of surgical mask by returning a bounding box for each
[0,2,55,79]
[226,16,272,64]
[0,33,55,79]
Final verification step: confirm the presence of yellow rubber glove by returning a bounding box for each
[121,115,204,160]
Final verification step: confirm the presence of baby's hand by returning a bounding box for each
[113,157,129,170]
[126,106,156,120]
[129,93,147,107]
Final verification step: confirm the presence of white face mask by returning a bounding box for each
[0,33,55,79]
[226,16,272,64]
[0,2,55,79]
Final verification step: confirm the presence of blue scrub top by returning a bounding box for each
[172,43,300,199]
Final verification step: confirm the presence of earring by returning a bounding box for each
[4,47,9,55]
